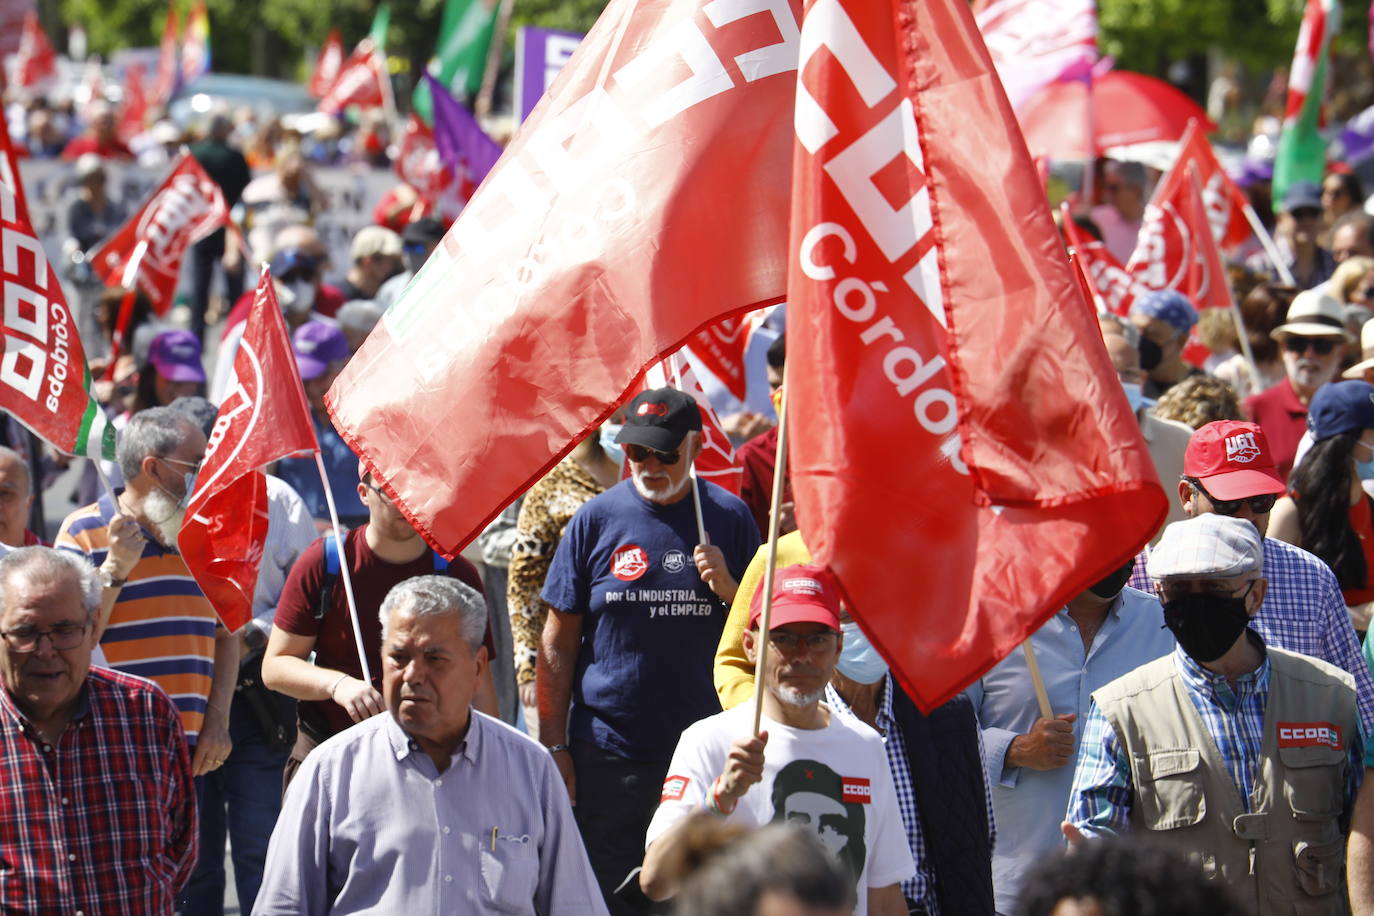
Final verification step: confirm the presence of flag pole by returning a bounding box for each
[1242,202,1297,288]
[474,0,516,119]
[669,356,711,547]
[751,377,790,737]
[1021,640,1054,720]
[92,459,118,506]
[104,240,150,377]
[313,451,373,683]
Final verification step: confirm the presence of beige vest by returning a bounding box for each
[1093,648,1356,915]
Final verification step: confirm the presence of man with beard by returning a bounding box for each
[55,406,236,776]
[1064,515,1359,914]
[640,566,912,914]
[1244,289,1354,479]
[540,387,760,914]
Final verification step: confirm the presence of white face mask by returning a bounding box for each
[1119,379,1147,414]
[287,279,316,314]
[599,423,625,468]
[836,621,889,684]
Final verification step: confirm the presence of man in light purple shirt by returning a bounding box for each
[254,576,606,916]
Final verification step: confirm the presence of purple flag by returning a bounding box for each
[514,26,582,123]
[423,72,502,193]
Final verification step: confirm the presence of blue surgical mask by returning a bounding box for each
[179,469,197,509]
[1359,458,1374,481]
[837,621,889,684]
[599,424,625,469]
[1120,380,1146,415]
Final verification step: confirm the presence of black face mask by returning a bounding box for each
[1138,336,1163,372]
[1089,561,1135,600]
[1162,584,1254,662]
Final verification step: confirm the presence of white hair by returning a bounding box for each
[378,575,486,648]
[0,547,101,621]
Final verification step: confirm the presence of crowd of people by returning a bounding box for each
[15,42,1374,916]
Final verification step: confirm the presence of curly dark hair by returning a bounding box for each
[1017,839,1246,916]
[1291,431,1366,591]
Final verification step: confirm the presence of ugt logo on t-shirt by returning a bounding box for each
[611,544,649,581]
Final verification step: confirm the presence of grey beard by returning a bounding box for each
[143,486,186,547]
[769,682,826,709]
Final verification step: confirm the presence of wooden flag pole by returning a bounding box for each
[314,452,372,683]
[1022,640,1054,720]
[751,373,791,737]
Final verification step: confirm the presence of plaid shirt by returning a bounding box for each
[1067,638,1362,836]
[0,667,197,914]
[1130,536,1374,738]
[827,677,996,912]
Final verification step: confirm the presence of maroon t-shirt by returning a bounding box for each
[274,525,486,737]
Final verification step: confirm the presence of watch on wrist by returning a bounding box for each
[101,569,127,589]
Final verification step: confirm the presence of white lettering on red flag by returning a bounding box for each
[318,39,387,116]
[179,271,318,631]
[310,28,345,99]
[326,0,799,555]
[788,0,1166,709]
[87,153,228,315]
[1061,205,1147,316]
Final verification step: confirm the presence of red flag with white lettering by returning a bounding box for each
[643,352,742,494]
[1164,121,1254,251]
[309,28,345,99]
[317,38,386,116]
[1128,157,1234,311]
[0,181,116,461]
[787,0,1167,708]
[153,2,180,107]
[14,11,57,90]
[179,271,318,631]
[1060,206,1147,316]
[87,152,228,315]
[118,62,149,144]
[326,0,796,555]
[688,310,771,401]
[0,111,31,222]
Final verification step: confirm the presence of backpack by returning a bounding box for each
[315,531,449,620]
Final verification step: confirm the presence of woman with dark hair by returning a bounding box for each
[1323,170,1366,230]
[1270,380,1374,632]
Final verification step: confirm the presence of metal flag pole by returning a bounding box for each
[313,451,372,683]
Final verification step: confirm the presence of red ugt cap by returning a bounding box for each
[1183,421,1286,501]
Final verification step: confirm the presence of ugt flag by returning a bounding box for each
[788,0,1167,708]
[318,37,388,115]
[309,28,345,98]
[87,152,228,315]
[327,0,797,555]
[1060,205,1147,316]
[0,181,115,461]
[14,10,57,90]
[688,310,772,402]
[179,271,318,631]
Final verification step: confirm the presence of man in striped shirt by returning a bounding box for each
[56,406,237,777]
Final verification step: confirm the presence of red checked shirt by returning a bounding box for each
[0,667,197,915]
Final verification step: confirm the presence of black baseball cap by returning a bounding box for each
[615,387,702,451]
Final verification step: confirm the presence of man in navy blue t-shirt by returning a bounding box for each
[539,387,760,914]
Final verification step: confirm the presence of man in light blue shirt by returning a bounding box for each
[255,576,606,916]
[964,566,1175,914]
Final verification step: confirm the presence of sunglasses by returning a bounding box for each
[1291,207,1322,220]
[624,443,681,465]
[1188,480,1278,516]
[1283,336,1338,355]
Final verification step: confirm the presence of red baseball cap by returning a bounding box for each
[1183,420,1286,501]
[749,564,842,632]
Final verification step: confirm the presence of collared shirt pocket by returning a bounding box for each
[480,833,540,914]
[1135,749,1206,831]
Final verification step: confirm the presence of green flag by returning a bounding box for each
[1272,0,1340,211]
[412,0,499,123]
[369,4,391,49]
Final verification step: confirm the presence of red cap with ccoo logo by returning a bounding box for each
[749,564,842,632]
[1183,420,1286,501]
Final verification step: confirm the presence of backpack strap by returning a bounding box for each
[431,550,448,573]
[316,533,343,621]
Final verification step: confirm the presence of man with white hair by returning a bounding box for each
[255,576,606,915]
[0,546,196,911]
[1065,514,1359,913]
[539,387,760,914]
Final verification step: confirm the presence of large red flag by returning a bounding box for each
[1129,161,1233,311]
[1060,206,1147,316]
[179,271,318,631]
[787,0,1167,708]
[309,28,345,99]
[1148,120,1253,252]
[326,0,797,555]
[14,11,57,90]
[0,181,115,462]
[87,153,228,314]
[317,38,387,116]
[153,2,180,107]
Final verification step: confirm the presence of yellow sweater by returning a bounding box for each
[712,531,813,708]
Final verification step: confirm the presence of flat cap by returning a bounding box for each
[1147,515,1263,581]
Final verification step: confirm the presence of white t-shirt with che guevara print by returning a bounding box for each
[646,700,915,914]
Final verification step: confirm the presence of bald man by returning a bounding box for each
[0,448,37,548]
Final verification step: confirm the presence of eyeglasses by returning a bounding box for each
[1,623,90,653]
[624,444,681,466]
[1282,336,1339,355]
[362,481,393,503]
[1187,480,1278,517]
[767,631,838,652]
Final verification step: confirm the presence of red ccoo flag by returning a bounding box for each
[179,271,318,631]
[14,11,57,90]
[787,0,1167,709]
[87,152,228,314]
[309,28,345,99]
[326,0,796,555]
[317,38,387,116]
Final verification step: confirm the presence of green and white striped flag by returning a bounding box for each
[1273,0,1341,210]
[411,0,500,122]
